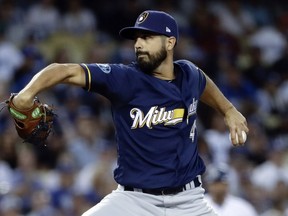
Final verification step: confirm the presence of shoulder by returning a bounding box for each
[113,62,137,70]
[174,59,203,76]
[115,62,139,70]
[113,62,143,76]
[174,59,199,70]
[174,59,206,83]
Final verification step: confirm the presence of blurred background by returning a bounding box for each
[0,0,287,215]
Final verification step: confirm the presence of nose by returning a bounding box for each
[134,37,143,50]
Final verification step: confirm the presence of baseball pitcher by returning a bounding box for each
[7,10,248,216]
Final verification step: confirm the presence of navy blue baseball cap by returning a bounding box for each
[119,10,179,42]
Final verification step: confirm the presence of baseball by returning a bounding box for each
[229,131,247,144]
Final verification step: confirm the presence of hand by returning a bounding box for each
[5,93,55,145]
[12,93,34,110]
[224,107,249,146]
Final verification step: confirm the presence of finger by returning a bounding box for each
[242,118,249,134]
[237,130,247,146]
[236,129,242,145]
[229,130,239,146]
[244,124,249,134]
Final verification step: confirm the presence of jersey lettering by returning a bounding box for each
[130,106,184,129]
[188,98,198,117]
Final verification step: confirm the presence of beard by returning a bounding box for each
[136,45,167,75]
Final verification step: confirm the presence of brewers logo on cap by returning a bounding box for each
[119,10,179,41]
[137,12,149,24]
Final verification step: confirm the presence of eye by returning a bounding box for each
[140,35,149,40]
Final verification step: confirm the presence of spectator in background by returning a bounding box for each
[0,194,23,216]
[248,16,287,66]
[260,180,288,216]
[50,153,78,215]
[111,40,135,64]
[186,2,241,80]
[25,0,60,40]
[0,156,14,197]
[67,108,113,169]
[0,128,19,169]
[26,189,58,216]
[11,35,46,93]
[208,0,256,38]
[242,46,269,89]
[0,0,27,45]
[0,25,24,86]
[11,145,44,213]
[204,164,258,216]
[250,145,288,194]
[61,0,97,36]
[73,136,117,199]
[203,112,231,165]
[245,0,273,27]
[243,122,269,166]
[218,61,257,111]
[276,79,288,121]
[274,54,288,115]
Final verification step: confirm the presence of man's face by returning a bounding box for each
[134,33,168,75]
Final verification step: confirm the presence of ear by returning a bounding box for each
[166,37,176,50]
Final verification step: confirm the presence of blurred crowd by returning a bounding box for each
[0,0,287,215]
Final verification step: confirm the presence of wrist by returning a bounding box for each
[12,92,34,109]
[223,104,235,115]
[217,102,234,116]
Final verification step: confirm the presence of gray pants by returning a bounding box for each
[82,185,218,216]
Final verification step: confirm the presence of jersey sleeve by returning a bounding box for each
[176,60,207,97]
[80,63,134,103]
[188,61,207,96]
[196,67,207,96]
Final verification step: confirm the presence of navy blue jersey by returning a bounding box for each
[80,60,206,189]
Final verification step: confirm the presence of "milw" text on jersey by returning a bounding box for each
[130,106,184,129]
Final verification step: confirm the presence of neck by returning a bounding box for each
[153,57,175,80]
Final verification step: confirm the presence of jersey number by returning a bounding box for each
[189,120,196,142]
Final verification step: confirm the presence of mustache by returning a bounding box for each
[136,51,149,57]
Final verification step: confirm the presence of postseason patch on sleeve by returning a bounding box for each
[96,64,111,74]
